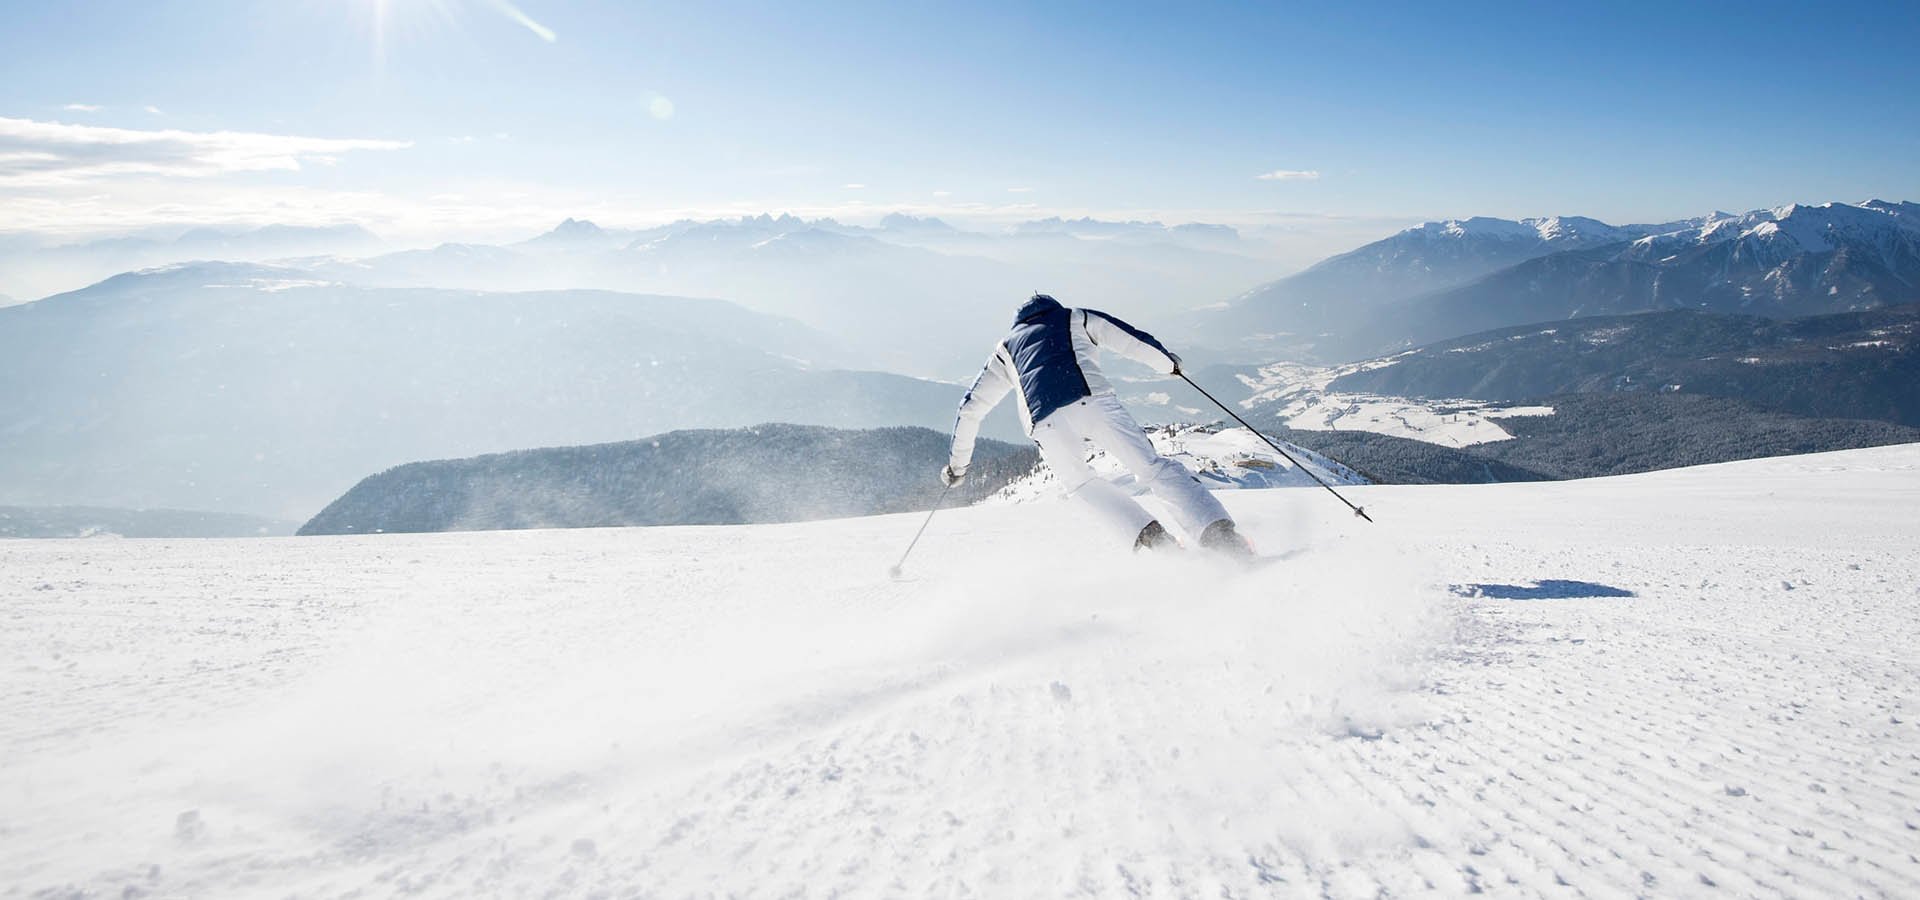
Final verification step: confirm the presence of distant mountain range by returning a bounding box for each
[1190,214,1695,360]
[0,505,295,539]
[1226,302,1918,441]
[1197,200,1920,363]
[1212,303,1920,484]
[298,424,1038,535]
[1274,393,1920,485]
[305,214,1285,375]
[1325,304,1920,427]
[5,213,1287,376]
[304,216,1015,374]
[0,224,384,305]
[0,264,1021,519]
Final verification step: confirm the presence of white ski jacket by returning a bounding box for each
[948,294,1180,473]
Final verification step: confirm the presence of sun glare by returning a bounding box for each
[352,0,553,65]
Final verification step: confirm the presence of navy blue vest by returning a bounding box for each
[1003,294,1091,424]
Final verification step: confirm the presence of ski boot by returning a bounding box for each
[1199,519,1255,560]
[1134,520,1178,553]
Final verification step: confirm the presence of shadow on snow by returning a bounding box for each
[1448,580,1637,600]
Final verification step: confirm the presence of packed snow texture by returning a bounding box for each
[3,446,1919,897]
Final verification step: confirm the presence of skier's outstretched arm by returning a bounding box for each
[947,349,1014,482]
[1078,308,1182,375]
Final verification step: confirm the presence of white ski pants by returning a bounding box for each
[1030,393,1231,541]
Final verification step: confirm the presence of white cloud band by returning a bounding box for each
[0,117,411,187]
[1255,169,1320,181]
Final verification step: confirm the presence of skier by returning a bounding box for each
[942,293,1252,555]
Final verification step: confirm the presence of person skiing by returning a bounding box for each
[942,293,1251,555]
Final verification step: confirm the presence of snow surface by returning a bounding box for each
[4,445,1920,897]
[1240,361,1550,447]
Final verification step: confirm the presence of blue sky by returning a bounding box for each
[2,0,1916,246]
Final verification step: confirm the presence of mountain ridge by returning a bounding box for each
[297,423,1039,535]
[0,268,1016,518]
[1325,304,1920,427]
[1196,199,1920,363]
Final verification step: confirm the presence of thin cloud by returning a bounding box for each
[1255,169,1320,181]
[0,117,411,187]
[144,106,164,115]
[63,104,102,113]
[1006,186,1034,193]
[843,183,866,190]
[647,95,675,120]
[747,163,823,178]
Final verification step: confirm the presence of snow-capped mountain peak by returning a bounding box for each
[1400,215,1636,248]
[1746,218,1824,252]
[1408,217,1534,241]
[1611,201,1920,262]
[1203,198,1920,363]
[1614,200,1920,263]
[1526,215,1631,244]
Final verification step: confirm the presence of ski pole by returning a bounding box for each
[889,482,954,578]
[1178,372,1374,523]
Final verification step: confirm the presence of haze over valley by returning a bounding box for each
[4,197,1918,524]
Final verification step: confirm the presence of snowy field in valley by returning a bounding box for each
[4,445,1918,898]
[1235,361,1554,448]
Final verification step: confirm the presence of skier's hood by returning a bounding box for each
[1014,293,1063,325]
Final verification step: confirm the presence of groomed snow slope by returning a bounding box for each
[4,446,1918,898]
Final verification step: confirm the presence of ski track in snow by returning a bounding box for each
[3,446,1919,898]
